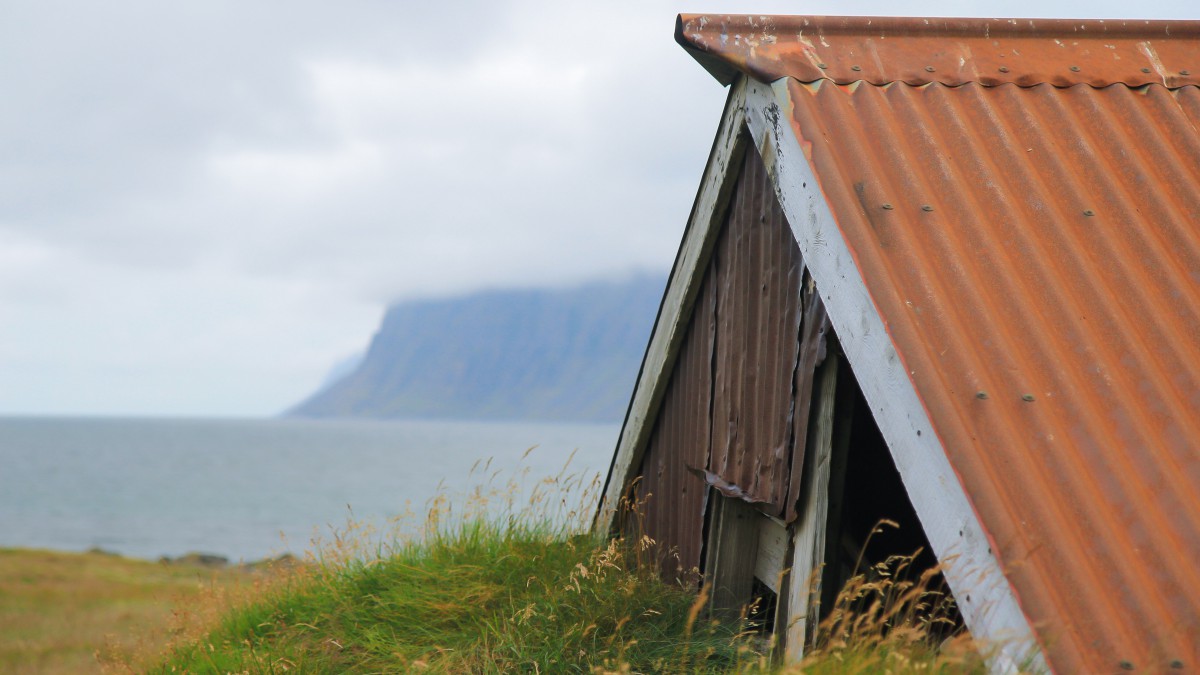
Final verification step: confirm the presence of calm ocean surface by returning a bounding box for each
[0,417,618,562]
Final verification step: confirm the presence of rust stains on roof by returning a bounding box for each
[785,76,1200,673]
[677,14,1200,89]
[678,13,1200,674]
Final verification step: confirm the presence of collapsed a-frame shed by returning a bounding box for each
[599,14,1200,673]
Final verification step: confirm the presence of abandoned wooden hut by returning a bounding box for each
[598,14,1200,674]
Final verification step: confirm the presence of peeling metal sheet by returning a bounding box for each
[677,14,1200,89]
[686,466,771,504]
[708,147,805,516]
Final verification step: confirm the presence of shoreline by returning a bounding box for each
[0,544,303,571]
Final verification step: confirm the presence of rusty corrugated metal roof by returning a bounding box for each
[679,13,1200,674]
[677,15,1200,88]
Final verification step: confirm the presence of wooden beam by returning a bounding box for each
[820,358,857,613]
[755,513,789,594]
[596,76,751,534]
[783,352,840,662]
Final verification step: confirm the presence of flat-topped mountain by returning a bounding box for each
[287,274,664,423]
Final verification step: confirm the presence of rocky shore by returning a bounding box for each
[82,545,303,572]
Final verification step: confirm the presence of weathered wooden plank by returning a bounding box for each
[743,77,1046,674]
[755,513,789,594]
[785,273,830,523]
[820,360,857,613]
[596,76,751,534]
[705,493,760,616]
[783,352,840,661]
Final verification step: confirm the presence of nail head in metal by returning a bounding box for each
[882,203,894,210]
[851,65,862,71]
[925,65,936,72]
[1083,209,1095,217]
[976,391,989,400]
[1119,662,1134,671]
[1141,67,1152,74]
[1022,394,1036,402]
[1070,65,1081,72]
[999,66,1010,73]
[817,62,828,69]
[1170,661,1184,670]
[921,204,935,212]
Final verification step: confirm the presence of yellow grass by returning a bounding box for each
[0,548,260,674]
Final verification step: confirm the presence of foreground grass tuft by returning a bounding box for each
[156,521,755,673]
[153,524,990,674]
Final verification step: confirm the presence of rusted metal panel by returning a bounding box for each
[677,14,1200,89]
[633,142,824,569]
[632,267,716,580]
[781,76,1200,673]
[708,147,806,516]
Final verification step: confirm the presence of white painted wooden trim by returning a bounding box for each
[743,77,1048,674]
[596,77,751,533]
[784,355,839,662]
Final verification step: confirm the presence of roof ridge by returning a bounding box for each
[677,14,1200,89]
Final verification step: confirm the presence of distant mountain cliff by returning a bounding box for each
[287,274,665,423]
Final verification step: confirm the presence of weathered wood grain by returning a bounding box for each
[783,353,839,661]
[705,494,760,617]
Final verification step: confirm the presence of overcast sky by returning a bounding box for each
[1,1,1192,417]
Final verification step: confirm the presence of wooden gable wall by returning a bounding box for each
[629,142,830,578]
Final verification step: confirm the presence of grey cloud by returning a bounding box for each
[1,0,1193,415]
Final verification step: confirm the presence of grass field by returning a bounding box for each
[0,548,262,674]
[3,465,988,673]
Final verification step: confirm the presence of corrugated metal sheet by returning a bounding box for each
[633,268,715,580]
[676,14,1200,89]
[633,144,830,570]
[679,14,1200,674]
[709,146,806,515]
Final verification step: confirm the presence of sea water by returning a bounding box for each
[0,417,618,562]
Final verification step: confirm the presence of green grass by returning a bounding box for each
[144,463,991,674]
[150,527,989,673]
[154,521,759,674]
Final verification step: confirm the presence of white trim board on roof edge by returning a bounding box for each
[597,78,751,531]
[743,76,1047,674]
